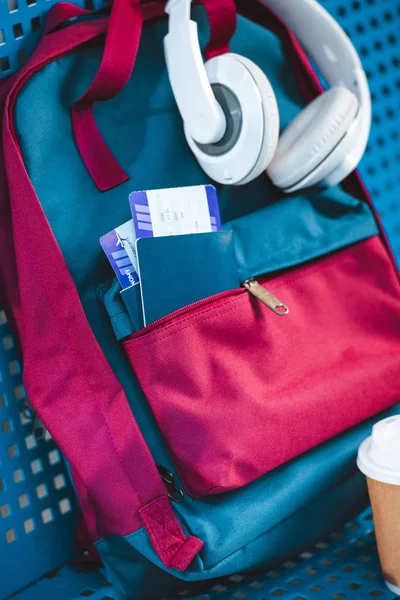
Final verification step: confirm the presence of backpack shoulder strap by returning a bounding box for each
[1,16,202,572]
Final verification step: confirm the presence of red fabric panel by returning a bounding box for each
[139,497,204,571]
[71,0,143,191]
[3,115,165,538]
[203,0,237,60]
[125,237,400,498]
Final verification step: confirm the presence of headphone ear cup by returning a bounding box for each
[267,87,359,190]
[185,53,279,186]
[227,54,280,184]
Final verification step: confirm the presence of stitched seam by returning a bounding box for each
[6,130,147,510]
[244,233,376,285]
[145,513,184,550]
[129,302,241,346]
[4,20,150,508]
[142,516,172,559]
[140,500,186,560]
[7,66,195,554]
[123,289,247,346]
[22,232,145,504]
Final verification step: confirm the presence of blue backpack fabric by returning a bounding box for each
[1,2,399,599]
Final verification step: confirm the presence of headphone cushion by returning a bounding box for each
[192,52,279,185]
[267,87,359,190]
[227,54,280,182]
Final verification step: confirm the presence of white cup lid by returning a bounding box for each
[357,415,400,485]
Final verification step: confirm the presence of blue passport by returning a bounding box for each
[136,231,239,326]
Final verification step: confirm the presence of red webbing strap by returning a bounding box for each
[70,0,237,191]
[2,17,203,570]
[203,0,237,60]
[71,0,144,191]
[43,0,170,35]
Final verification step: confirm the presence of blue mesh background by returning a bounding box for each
[322,0,400,263]
[0,1,399,598]
[0,311,80,599]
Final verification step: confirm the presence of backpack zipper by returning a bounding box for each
[130,279,289,339]
[242,278,289,315]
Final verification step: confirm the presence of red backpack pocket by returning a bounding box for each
[124,236,400,498]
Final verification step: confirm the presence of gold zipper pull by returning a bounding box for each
[243,279,289,316]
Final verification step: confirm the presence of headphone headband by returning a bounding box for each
[264,0,361,88]
[263,0,371,179]
[165,0,371,186]
[165,0,227,144]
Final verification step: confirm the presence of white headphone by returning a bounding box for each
[164,0,371,192]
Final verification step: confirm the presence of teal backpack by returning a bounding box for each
[1,1,399,598]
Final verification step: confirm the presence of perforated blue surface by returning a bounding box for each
[322,0,400,266]
[0,310,79,599]
[0,0,107,75]
[149,508,400,600]
[8,508,400,600]
[0,1,399,599]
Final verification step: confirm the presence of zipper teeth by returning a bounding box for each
[128,245,356,340]
[130,287,245,339]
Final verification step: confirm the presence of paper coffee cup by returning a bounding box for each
[357,415,400,595]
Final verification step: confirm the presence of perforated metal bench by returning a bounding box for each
[1,1,400,598]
